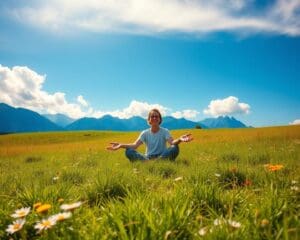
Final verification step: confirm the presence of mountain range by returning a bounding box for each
[0,103,62,133]
[0,103,249,134]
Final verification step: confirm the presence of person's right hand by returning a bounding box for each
[106,142,121,151]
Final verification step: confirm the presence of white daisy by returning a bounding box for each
[228,220,241,228]
[198,227,209,236]
[213,218,225,226]
[34,218,56,233]
[11,207,31,218]
[50,212,72,222]
[60,201,83,211]
[53,176,59,181]
[6,219,25,234]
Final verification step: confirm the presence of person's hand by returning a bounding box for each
[107,142,121,151]
[179,133,193,143]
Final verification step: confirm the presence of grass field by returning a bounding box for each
[0,126,299,239]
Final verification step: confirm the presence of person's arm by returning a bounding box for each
[168,133,193,145]
[107,139,143,151]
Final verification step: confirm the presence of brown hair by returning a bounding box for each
[147,108,162,125]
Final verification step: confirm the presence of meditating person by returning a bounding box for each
[107,108,193,161]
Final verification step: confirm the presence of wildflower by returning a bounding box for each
[264,164,283,172]
[213,218,226,226]
[50,212,72,222]
[133,168,139,174]
[291,180,298,185]
[60,201,82,211]
[228,220,241,229]
[53,176,59,181]
[291,186,299,191]
[174,176,183,182]
[33,202,42,209]
[243,179,252,186]
[260,219,269,227]
[36,204,51,214]
[6,219,25,234]
[198,227,209,236]
[34,218,56,233]
[214,173,221,177]
[11,207,31,218]
[58,198,64,203]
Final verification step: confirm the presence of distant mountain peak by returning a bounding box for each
[199,115,248,129]
[43,113,75,128]
[0,103,61,133]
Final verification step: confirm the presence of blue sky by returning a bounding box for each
[0,0,299,127]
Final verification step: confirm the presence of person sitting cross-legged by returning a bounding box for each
[106,108,193,161]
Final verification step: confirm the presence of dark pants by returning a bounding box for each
[125,145,179,162]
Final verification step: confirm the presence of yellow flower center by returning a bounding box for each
[43,220,51,227]
[13,223,21,230]
[19,211,26,217]
[57,215,65,221]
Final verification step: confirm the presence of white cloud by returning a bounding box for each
[171,110,199,120]
[0,64,87,119]
[91,100,201,120]
[269,0,300,36]
[77,95,88,107]
[203,96,250,117]
[289,119,300,125]
[5,0,300,36]
[91,100,169,119]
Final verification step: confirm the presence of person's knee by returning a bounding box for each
[125,148,145,162]
[161,145,179,161]
[174,144,179,155]
[125,148,134,158]
[171,145,179,160]
[173,144,179,152]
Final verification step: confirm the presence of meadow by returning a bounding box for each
[0,126,299,240]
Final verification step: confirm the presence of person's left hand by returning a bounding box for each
[180,133,193,143]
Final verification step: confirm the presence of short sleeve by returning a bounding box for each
[164,128,171,140]
[137,130,146,143]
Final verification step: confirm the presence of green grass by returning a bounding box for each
[0,126,299,239]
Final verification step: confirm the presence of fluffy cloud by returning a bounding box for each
[77,95,88,107]
[204,96,250,117]
[171,110,199,120]
[91,101,201,120]
[5,0,300,36]
[0,64,87,119]
[289,119,300,125]
[91,100,169,119]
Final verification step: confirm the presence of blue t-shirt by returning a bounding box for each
[137,127,171,158]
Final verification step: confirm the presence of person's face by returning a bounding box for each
[149,112,161,125]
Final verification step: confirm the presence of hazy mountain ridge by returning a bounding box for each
[43,113,75,127]
[199,116,247,128]
[0,103,62,133]
[0,103,250,133]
